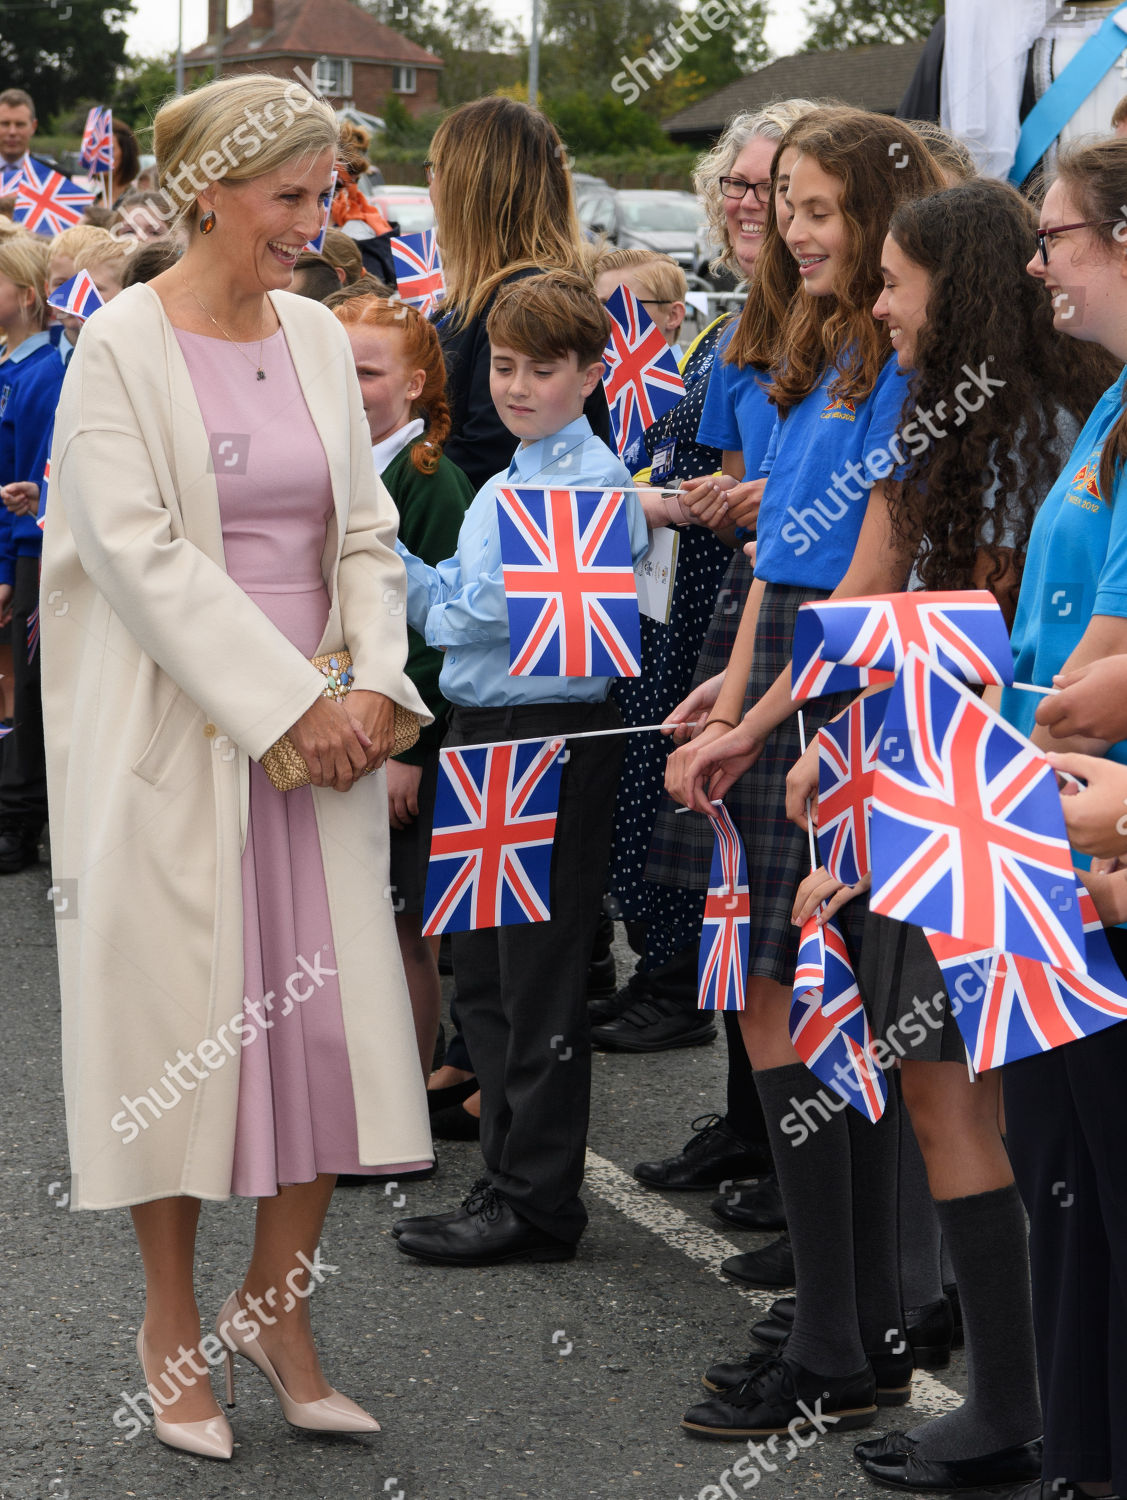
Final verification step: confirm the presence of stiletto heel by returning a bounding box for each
[214,1291,379,1433]
[136,1326,234,1461]
[224,1348,236,1408]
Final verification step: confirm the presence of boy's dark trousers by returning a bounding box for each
[0,556,47,842]
[447,696,624,1245]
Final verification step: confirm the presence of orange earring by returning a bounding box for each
[199,210,216,235]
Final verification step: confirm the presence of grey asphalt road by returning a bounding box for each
[1,854,964,1500]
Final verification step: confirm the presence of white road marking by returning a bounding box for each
[584,1150,962,1417]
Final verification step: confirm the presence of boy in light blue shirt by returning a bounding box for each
[394,271,649,1266]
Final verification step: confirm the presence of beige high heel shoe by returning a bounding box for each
[215,1291,380,1433]
[136,1326,234,1461]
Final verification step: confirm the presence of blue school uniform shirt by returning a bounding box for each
[694,323,777,480]
[0,331,64,587]
[751,355,912,591]
[1001,367,1127,765]
[397,415,649,708]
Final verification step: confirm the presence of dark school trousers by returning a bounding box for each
[446,697,625,1244]
[0,555,47,834]
[1003,928,1127,1494]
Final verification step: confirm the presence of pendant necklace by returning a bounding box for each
[178,267,270,380]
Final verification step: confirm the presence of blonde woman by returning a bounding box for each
[40,74,431,1461]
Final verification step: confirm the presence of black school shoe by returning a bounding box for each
[859,1437,1043,1492]
[905,1296,955,1369]
[721,1234,795,1289]
[704,1334,912,1407]
[683,1353,876,1439]
[634,1115,771,1190]
[855,1431,918,1464]
[0,825,40,874]
[391,1175,490,1239]
[710,1172,786,1231]
[395,1182,575,1266]
[591,993,717,1052]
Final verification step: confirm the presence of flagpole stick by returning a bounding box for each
[796,710,820,876]
[450,721,671,755]
[1010,680,1059,695]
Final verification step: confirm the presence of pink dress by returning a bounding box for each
[175,325,412,1195]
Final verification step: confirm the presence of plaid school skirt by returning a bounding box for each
[730,581,856,985]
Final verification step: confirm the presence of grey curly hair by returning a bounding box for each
[693,98,821,278]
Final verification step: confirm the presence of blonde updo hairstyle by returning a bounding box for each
[152,73,339,232]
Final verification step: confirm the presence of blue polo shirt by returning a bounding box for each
[397,415,649,708]
[0,331,64,586]
[695,323,777,480]
[1000,367,1127,765]
[750,354,912,590]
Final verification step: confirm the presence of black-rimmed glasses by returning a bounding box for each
[719,176,771,204]
[1036,218,1123,265]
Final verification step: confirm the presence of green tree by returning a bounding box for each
[802,0,941,49]
[0,0,134,121]
[112,54,177,137]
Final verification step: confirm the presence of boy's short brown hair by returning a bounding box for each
[486,270,610,368]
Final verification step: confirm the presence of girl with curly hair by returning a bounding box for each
[786,177,1116,1492]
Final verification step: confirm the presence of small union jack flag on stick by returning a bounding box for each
[305,169,337,253]
[390,230,445,314]
[601,284,684,454]
[816,688,892,886]
[79,106,113,174]
[698,803,750,1011]
[791,607,893,703]
[790,914,888,1120]
[47,270,104,322]
[926,882,1127,1070]
[421,738,564,935]
[871,648,1085,971]
[496,485,641,678]
[796,590,1014,690]
[11,158,96,237]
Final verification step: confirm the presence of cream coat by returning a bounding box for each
[40,283,434,1210]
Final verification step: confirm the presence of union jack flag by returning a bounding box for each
[791,606,893,703]
[496,485,641,678]
[421,738,564,935]
[305,169,337,253]
[11,158,96,237]
[0,164,24,192]
[816,688,892,886]
[79,107,113,173]
[47,270,104,322]
[796,590,1013,689]
[871,648,1085,971]
[926,884,1127,1070]
[698,803,750,1011]
[26,605,39,664]
[390,230,445,314]
[36,458,49,533]
[601,284,684,455]
[790,915,888,1121]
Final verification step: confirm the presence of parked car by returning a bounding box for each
[577,188,706,272]
[370,185,434,235]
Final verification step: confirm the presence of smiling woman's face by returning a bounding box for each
[723,134,777,275]
[205,149,336,291]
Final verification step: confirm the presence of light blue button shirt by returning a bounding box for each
[397,415,649,707]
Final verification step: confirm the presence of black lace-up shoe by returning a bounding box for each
[683,1354,877,1438]
[395,1183,576,1266]
[634,1115,771,1190]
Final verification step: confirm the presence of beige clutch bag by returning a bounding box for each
[261,649,420,792]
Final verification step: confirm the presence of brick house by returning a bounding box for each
[184,0,444,118]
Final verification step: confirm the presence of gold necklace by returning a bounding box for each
[178,268,270,380]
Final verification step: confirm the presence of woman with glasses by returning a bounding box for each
[988,136,1127,1500]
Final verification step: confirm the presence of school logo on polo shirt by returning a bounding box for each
[822,396,856,422]
[0,383,9,419]
[1067,459,1103,514]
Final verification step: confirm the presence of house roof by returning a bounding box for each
[184,0,443,69]
[662,41,927,139]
